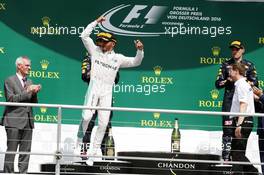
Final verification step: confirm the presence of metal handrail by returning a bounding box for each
[1,101,264,117]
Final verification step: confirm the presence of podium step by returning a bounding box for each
[41,160,132,174]
[41,152,222,175]
[117,151,221,175]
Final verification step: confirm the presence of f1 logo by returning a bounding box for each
[0,3,6,10]
[0,47,4,54]
[122,5,167,24]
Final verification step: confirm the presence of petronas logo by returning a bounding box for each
[40,107,47,114]
[210,89,219,100]
[40,59,49,70]
[0,90,3,98]
[42,16,51,27]
[153,113,160,119]
[153,66,162,76]
[212,46,221,57]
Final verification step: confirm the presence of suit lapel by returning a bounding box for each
[13,75,24,91]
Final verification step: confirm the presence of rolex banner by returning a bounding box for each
[0,0,264,131]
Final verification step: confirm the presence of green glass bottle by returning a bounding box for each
[171,118,181,153]
[105,127,115,160]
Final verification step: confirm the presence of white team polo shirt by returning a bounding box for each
[230,77,255,118]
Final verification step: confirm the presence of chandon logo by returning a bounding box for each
[98,4,167,37]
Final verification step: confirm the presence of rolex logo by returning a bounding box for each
[259,37,264,44]
[42,16,51,27]
[212,47,221,57]
[40,107,47,114]
[40,59,49,70]
[153,66,162,76]
[210,89,219,100]
[153,113,160,119]
[259,80,264,88]
[30,59,60,79]
[0,90,3,98]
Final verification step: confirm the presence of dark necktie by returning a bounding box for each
[22,77,27,89]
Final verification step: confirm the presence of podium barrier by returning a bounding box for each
[0,102,263,175]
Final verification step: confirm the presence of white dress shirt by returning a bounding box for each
[16,73,26,88]
[230,77,255,118]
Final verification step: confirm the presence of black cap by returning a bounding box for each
[96,32,117,43]
[229,40,244,49]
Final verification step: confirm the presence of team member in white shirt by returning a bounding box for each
[229,63,259,175]
[80,16,144,165]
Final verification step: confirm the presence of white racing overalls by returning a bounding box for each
[78,20,144,151]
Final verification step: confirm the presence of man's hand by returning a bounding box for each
[27,84,41,93]
[252,86,263,97]
[235,126,242,138]
[254,94,260,100]
[96,16,106,23]
[219,80,226,86]
[135,40,143,50]
[33,84,41,93]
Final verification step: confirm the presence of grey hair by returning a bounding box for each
[15,56,30,67]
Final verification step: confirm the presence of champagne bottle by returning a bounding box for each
[105,127,115,160]
[171,118,181,153]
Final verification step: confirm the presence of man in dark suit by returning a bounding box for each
[1,56,41,173]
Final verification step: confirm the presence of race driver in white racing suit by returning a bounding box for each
[79,16,144,165]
